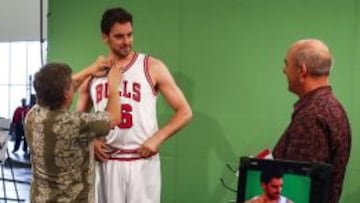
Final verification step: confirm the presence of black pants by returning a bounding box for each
[13,123,27,152]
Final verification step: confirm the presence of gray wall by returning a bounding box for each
[0,0,47,41]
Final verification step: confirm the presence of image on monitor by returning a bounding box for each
[236,157,332,203]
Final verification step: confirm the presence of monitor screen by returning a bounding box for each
[236,157,332,203]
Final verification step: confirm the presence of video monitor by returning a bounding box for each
[236,157,332,203]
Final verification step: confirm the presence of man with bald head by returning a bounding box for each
[273,39,351,203]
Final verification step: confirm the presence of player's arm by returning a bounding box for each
[81,78,111,161]
[72,56,110,91]
[137,57,192,157]
[105,62,123,128]
[93,62,124,162]
[97,62,124,161]
[75,69,107,161]
[76,77,93,112]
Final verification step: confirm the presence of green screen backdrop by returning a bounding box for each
[48,0,360,202]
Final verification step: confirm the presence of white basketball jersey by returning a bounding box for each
[89,53,158,149]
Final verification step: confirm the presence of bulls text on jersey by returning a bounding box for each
[95,80,141,104]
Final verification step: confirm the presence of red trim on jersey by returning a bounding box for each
[144,56,158,96]
[108,154,157,161]
[123,52,139,72]
[107,148,158,161]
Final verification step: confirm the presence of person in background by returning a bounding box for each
[11,98,29,153]
[24,57,123,203]
[273,39,351,203]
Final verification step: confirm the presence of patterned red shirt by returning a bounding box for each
[273,86,351,203]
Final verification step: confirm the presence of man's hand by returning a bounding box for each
[94,138,112,162]
[72,56,113,90]
[107,62,124,88]
[137,136,161,158]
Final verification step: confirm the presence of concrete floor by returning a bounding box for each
[0,131,31,203]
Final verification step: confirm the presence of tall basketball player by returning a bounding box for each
[76,7,193,203]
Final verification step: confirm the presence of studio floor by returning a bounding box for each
[0,131,31,203]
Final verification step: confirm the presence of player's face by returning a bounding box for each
[262,177,283,200]
[103,22,133,58]
[283,49,301,95]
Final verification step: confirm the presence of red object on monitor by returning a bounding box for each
[255,148,273,159]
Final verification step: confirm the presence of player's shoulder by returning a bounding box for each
[145,55,167,70]
[286,199,294,203]
[282,196,294,203]
[244,196,261,203]
[140,53,171,83]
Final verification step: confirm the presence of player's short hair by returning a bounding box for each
[101,7,133,35]
[33,63,72,110]
[260,167,283,184]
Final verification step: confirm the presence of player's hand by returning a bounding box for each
[137,137,160,158]
[94,138,111,162]
[90,56,112,76]
[107,62,123,88]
